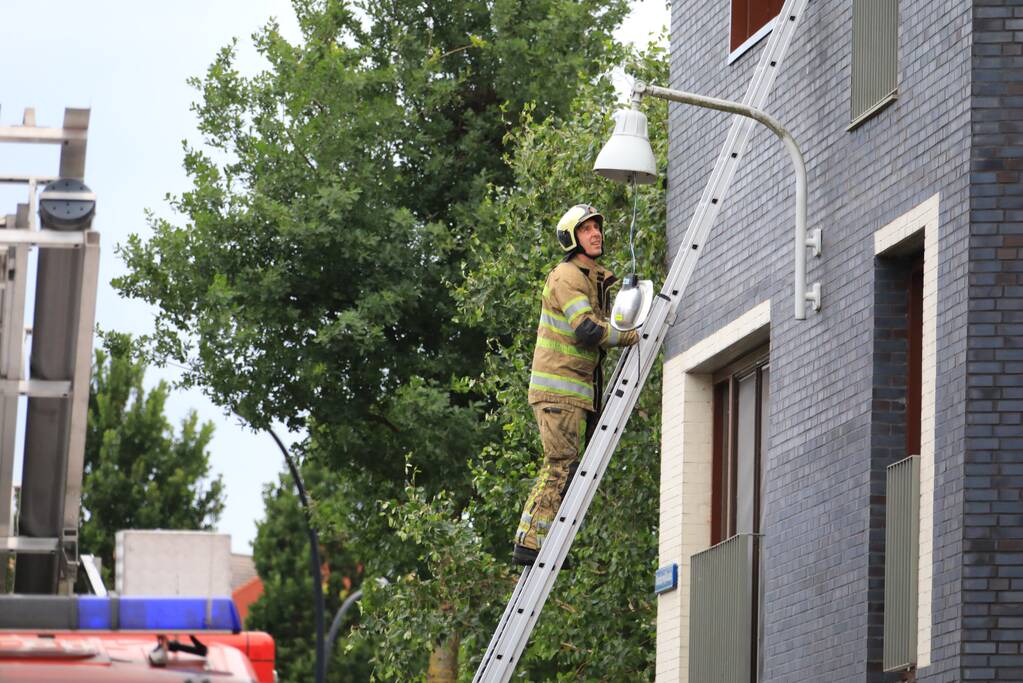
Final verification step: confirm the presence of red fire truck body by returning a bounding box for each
[0,631,275,683]
[0,632,275,682]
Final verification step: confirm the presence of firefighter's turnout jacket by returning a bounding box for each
[528,255,638,412]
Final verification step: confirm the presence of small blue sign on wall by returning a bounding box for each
[654,563,678,595]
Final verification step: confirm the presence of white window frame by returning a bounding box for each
[873,194,940,669]
[656,301,771,681]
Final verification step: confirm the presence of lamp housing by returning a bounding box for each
[593,108,658,185]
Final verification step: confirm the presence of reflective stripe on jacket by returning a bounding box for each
[528,255,639,411]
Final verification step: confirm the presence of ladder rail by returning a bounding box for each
[599,345,629,411]
[472,350,628,681]
[473,566,531,678]
[475,1,811,678]
[491,311,665,680]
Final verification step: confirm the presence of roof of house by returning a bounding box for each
[229,553,258,591]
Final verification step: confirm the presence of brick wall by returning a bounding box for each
[963,2,1023,679]
[664,0,972,680]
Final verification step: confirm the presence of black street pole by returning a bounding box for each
[268,428,326,683]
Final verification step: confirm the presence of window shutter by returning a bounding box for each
[883,455,919,671]
[690,534,760,682]
[850,0,899,127]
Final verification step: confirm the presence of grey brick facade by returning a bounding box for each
[660,0,1008,680]
[964,2,1023,681]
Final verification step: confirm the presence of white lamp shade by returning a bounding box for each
[593,108,658,185]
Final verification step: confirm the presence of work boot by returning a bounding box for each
[511,544,572,570]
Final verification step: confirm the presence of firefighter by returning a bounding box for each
[512,204,639,566]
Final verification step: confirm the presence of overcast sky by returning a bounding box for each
[0,1,668,554]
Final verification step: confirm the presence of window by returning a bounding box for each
[880,255,924,673]
[700,346,769,681]
[712,348,770,545]
[873,198,939,670]
[874,249,923,672]
[667,303,770,681]
[731,0,784,54]
[850,0,899,128]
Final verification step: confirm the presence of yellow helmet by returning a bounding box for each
[556,204,604,253]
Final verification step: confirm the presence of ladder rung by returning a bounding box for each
[0,536,59,553]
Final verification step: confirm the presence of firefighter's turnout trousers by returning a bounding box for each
[514,402,588,551]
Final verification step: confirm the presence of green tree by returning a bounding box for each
[113,0,631,678]
[359,44,669,680]
[114,0,628,459]
[80,333,225,585]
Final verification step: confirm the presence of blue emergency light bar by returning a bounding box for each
[0,596,241,633]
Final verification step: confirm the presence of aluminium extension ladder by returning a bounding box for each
[473,0,812,680]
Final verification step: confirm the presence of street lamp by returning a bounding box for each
[594,80,821,320]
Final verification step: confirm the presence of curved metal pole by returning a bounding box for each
[323,588,363,677]
[268,428,326,683]
[634,81,820,319]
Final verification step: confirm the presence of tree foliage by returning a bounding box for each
[114,0,628,472]
[114,0,668,677]
[80,333,224,584]
[358,45,670,680]
[113,0,630,650]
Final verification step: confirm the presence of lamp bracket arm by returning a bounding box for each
[626,77,820,319]
[637,81,794,139]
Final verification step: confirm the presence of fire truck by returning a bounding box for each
[0,109,276,682]
[0,596,275,682]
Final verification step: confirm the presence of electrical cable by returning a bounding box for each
[629,175,642,388]
[628,175,639,276]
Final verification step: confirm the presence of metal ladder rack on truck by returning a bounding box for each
[0,107,99,595]
[473,0,813,679]
[0,108,276,683]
